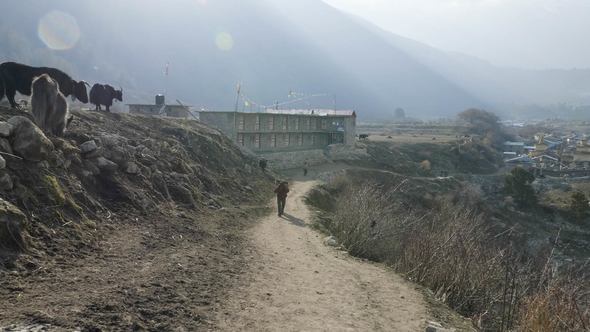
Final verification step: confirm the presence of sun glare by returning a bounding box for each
[38,10,81,51]
[215,32,234,51]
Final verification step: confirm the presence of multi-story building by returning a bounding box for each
[199,109,356,152]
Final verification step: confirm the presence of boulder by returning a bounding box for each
[0,198,28,251]
[425,322,455,332]
[7,116,54,162]
[80,140,98,154]
[106,146,131,166]
[0,174,13,191]
[324,236,338,247]
[96,157,119,172]
[125,162,140,174]
[0,138,13,154]
[0,122,14,137]
[83,159,101,176]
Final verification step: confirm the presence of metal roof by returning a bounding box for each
[504,141,525,146]
[263,109,355,116]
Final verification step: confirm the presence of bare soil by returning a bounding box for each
[0,203,269,331]
[215,181,430,331]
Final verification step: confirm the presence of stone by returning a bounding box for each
[7,116,54,162]
[83,159,101,176]
[324,236,338,247]
[96,157,119,172]
[0,156,5,170]
[109,147,131,166]
[169,184,196,207]
[83,148,103,159]
[0,122,14,137]
[80,140,98,154]
[0,198,28,251]
[0,138,13,154]
[0,174,13,191]
[100,134,126,148]
[125,162,140,174]
[425,321,455,332]
[36,161,50,169]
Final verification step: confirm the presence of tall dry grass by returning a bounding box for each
[312,176,590,331]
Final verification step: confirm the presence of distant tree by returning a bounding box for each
[394,108,406,119]
[570,191,589,220]
[458,108,500,132]
[504,167,536,207]
[458,108,507,149]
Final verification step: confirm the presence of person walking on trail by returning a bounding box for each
[274,181,290,217]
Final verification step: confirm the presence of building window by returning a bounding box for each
[238,115,245,131]
[269,116,274,131]
[238,134,244,146]
[255,134,260,148]
[294,118,300,130]
[321,119,327,130]
[305,118,310,130]
[312,135,316,146]
[298,134,303,146]
[282,116,288,131]
[271,134,276,147]
[310,118,316,130]
[255,115,260,131]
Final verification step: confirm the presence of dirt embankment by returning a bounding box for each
[0,107,273,331]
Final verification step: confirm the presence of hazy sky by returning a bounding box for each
[322,0,590,70]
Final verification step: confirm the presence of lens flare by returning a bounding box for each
[215,32,234,51]
[38,10,81,50]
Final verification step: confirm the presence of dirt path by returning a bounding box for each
[215,181,429,331]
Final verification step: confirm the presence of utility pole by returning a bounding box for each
[234,83,241,113]
[333,94,337,110]
[164,62,169,97]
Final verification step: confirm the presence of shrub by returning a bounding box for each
[570,191,589,220]
[311,175,589,331]
[504,167,537,207]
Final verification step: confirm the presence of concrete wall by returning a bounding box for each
[199,112,237,140]
[261,149,329,170]
[128,105,192,119]
[199,111,356,153]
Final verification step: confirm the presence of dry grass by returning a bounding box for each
[311,176,590,331]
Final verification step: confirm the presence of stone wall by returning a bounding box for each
[261,149,329,170]
[259,143,368,170]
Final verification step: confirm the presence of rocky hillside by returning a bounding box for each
[0,107,274,330]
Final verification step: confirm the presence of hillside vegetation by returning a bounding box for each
[307,166,590,331]
[0,107,273,330]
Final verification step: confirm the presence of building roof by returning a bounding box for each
[532,155,559,162]
[199,109,355,117]
[504,141,525,146]
[127,104,192,108]
[264,109,355,117]
[506,155,533,164]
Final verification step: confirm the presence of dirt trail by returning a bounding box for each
[216,181,428,331]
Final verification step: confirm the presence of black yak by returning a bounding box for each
[0,62,89,108]
[31,74,71,136]
[89,83,123,112]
